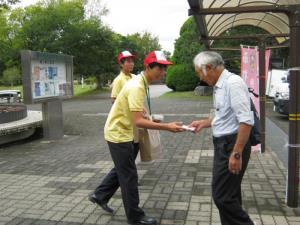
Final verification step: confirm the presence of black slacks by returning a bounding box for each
[94,141,144,222]
[212,133,254,225]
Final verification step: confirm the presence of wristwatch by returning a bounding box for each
[232,152,241,160]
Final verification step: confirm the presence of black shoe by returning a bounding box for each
[88,194,114,214]
[128,216,157,225]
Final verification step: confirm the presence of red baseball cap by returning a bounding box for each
[117,51,136,64]
[144,51,173,66]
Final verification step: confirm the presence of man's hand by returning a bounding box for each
[228,152,242,175]
[166,122,185,132]
[188,120,208,133]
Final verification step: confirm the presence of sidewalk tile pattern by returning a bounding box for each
[0,98,299,225]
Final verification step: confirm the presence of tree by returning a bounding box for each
[212,25,289,73]
[166,64,198,91]
[172,17,204,65]
[167,17,204,91]
[0,0,19,9]
[170,19,290,91]
[6,0,117,88]
[120,32,161,73]
[0,0,162,88]
[84,0,108,21]
[0,7,18,78]
[0,9,8,76]
[2,66,21,86]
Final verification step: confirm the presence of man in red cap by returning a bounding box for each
[111,50,140,154]
[111,50,136,103]
[89,51,185,225]
[89,50,141,212]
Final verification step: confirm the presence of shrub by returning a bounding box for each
[84,76,97,85]
[166,64,198,91]
[1,66,21,86]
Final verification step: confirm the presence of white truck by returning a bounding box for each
[266,69,288,98]
[273,75,289,115]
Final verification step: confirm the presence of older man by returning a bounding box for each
[189,51,255,225]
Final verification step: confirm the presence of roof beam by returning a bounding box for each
[194,15,210,49]
[188,5,291,16]
[210,44,289,51]
[204,33,289,40]
[187,0,210,48]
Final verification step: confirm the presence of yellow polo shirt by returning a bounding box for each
[104,73,148,143]
[111,72,135,98]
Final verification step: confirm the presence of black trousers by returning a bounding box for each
[94,142,144,222]
[212,134,254,225]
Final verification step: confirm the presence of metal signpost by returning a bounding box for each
[21,50,73,140]
[287,5,300,208]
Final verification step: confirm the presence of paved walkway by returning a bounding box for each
[0,89,299,225]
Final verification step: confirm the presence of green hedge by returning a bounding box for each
[166,64,198,91]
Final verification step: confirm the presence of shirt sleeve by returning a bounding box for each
[228,77,254,126]
[128,86,145,112]
[111,78,122,98]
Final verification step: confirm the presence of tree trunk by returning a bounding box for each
[96,76,102,89]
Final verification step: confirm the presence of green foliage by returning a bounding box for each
[172,18,204,65]
[0,0,19,9]
[0,8,16,75]
[1,66,21,86]
[0,0,162,86]
[169,18,203,91]
[11,0,116,78]
[84,76,97,85]
[115,31,161,73]
[73,84,98,97]
[166,64,198,92]
[0,0,123,87]
[212,26,267,74]
[213,25,289,73]
[0,84,22,91]
[172,20,289,80]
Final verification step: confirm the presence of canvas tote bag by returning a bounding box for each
[138,75,162,162]
[139,127,162,161]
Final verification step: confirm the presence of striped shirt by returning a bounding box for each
[212,69,254,137]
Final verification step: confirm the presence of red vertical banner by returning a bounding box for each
[241,46,271,152]
[241,46,260,112]
[265,49,271,86]
[241,47,271,115]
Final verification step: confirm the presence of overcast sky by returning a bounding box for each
[17,0,190,53]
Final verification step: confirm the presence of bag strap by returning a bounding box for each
[248,87,259,98]
[141,74,152,115]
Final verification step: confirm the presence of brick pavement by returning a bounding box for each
[0,95,299,225]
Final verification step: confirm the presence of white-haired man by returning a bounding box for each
[189,51,255,225]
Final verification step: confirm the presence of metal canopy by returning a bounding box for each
[187,0,300,208]
[187,0,298,48]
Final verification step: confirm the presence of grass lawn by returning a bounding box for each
[73,84,109,97]
[0,84,109,97]
[0,86,23,92]
[159,91,212,100]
